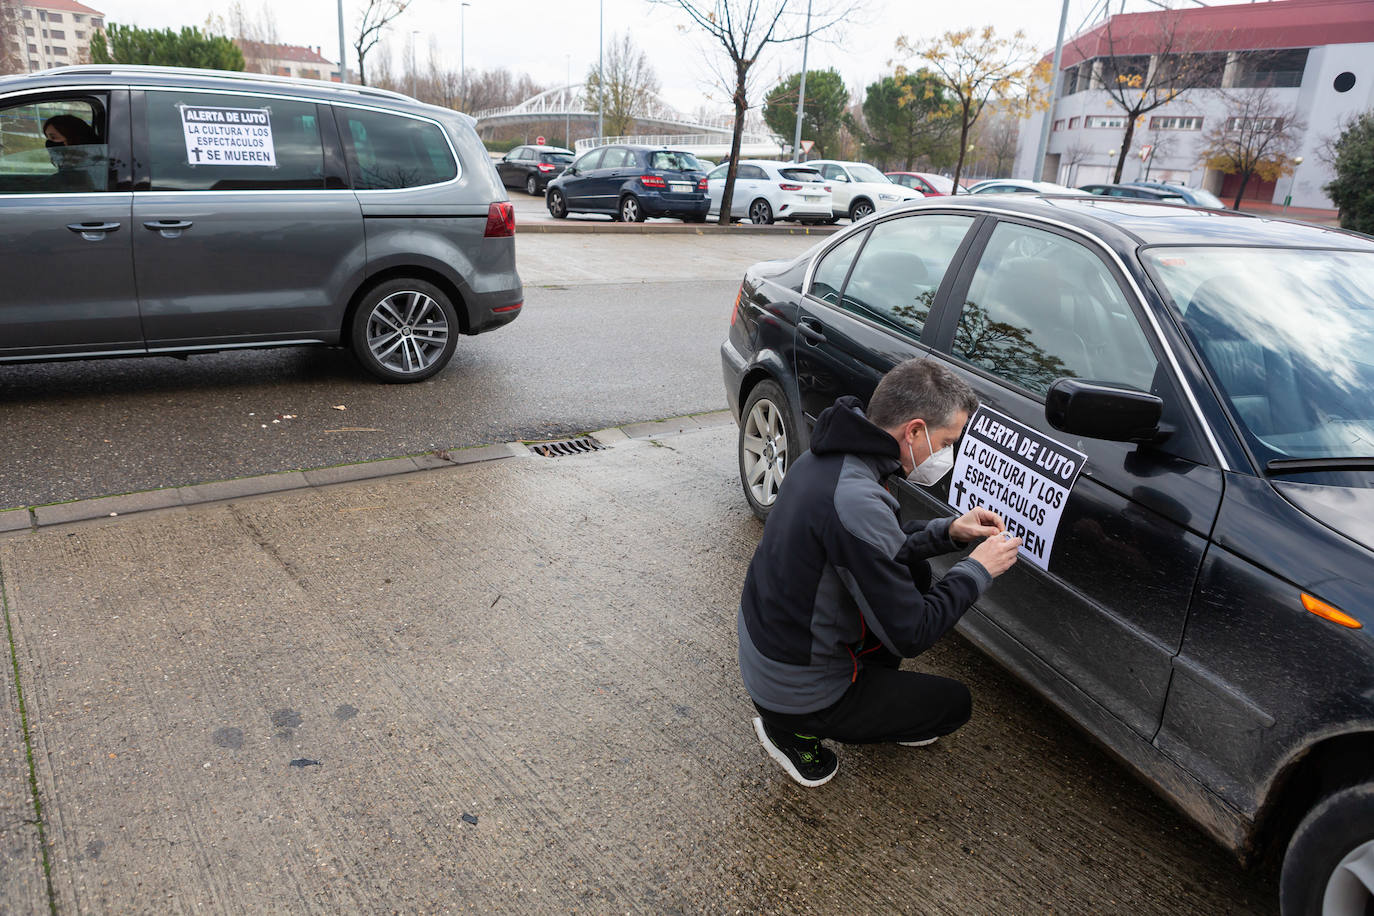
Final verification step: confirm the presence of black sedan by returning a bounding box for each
[1079,182,1187,202]
[495,144,574,196]
[721,195,1374,916]
[545,145,709,223]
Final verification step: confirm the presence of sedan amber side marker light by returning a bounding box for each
[1302,593,1363,629]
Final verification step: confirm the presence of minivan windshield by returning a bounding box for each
[1145,246,1374,476]
[650,150,702,171]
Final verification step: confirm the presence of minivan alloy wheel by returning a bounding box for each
[620,195,644,223]
[366,291,449,375]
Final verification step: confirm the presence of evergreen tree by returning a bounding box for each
[762,69,849,159]
[90,24,245,71]
[1325,111,1374,235]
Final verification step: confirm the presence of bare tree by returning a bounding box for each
[584,32,660,138]
[651,0,854,225]
[1058,140,1093,185]
[1076,10,1228,183]
[897,27,1045,192]
[354,0,408,87]
[1,0,26,74]
[225,2,280,74]
[1198,89,1304,209]
[974,108,1020,178]
[1135,127,1179,181]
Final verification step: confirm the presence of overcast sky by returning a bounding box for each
[92,0,1256,113]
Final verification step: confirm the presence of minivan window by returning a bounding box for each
[601,147,633,168]
[146,91,326,191]
[339,107,457,190]
[952,222,1158,395]
[839,214,974,338]
[572,148,603,171]
[0,93,109,193]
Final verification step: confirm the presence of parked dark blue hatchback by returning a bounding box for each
[722,194,1374,916]
[545,144,709,222]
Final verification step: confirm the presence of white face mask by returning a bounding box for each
[906,424,955,486]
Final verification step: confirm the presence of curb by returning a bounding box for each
[0,410,737,534]
[516,220,840,236]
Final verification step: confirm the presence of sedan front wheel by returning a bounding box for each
[738,379,796,520]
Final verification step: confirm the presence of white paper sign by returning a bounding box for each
[180,105,276,167]
[948,406,1087,571]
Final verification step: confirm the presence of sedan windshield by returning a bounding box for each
[650,150,702,171]
[847,164,889,184]
[1145,247,1374,470]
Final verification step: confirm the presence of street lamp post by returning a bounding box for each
[410,30,419,98]
[791,0,812,162]
[336,0,348,83]
[565,54,571,147]
[1283,156,1304,213]
[597,0,604,140]
[460,2,471,109]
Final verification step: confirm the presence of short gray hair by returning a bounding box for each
[867,359,978,430]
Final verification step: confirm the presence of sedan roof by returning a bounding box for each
[890,195,1374,252]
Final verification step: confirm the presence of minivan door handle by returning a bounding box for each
[798,317,827,345]
[67,221,122,241]
[143,219,194,239]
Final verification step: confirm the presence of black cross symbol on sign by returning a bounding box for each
[191,146,203,162]
[951,479,967,507]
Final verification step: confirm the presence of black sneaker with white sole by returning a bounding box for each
[752,716,838,787]
[898,736,939,747]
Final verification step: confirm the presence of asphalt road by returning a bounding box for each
[0,233,820,510]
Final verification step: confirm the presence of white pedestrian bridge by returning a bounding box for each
[474,83,787,160]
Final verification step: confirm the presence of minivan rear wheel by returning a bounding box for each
[738,379,796,520]
[350,279,459,383]
[620,195,645,223]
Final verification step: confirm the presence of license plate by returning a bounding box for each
[670,182,693,193]
[804,195,820,202]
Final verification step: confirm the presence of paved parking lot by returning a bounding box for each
[1,424,1278,914]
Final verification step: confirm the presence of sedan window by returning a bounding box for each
[838,214,975,338]
[808,229,868,305]
[952,222,1158,396]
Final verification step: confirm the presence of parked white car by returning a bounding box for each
[705,160,834,224]
[807,159,923,222]
[965,178,1086,195]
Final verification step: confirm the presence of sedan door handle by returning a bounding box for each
[143,219,194,239]
[67,221,121,241]
[798,317,827,345]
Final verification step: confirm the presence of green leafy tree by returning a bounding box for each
[854,70,959,170]
[762,69,849,160]
[90,24,245,70]
[1325,110,1374,235]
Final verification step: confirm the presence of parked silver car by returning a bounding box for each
[0,65,522,382]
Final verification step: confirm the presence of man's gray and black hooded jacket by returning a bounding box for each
[738,396,993,715]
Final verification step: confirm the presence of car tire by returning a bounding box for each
[525,175,538,196]
[738,379,796,520]
[850,198,875,221]
[748,198,774,225]
[619,194,645,223]
[1280,781,1374,916]
[547,188,568,219]
[349,278,459,383]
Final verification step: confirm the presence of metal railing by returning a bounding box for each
[574,132,780,153]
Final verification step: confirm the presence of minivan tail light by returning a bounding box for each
[778,183,803,191]
[1302,593,1362,629]
[484,201,515,238]
[640,174,667,189]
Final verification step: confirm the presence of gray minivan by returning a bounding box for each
[0,65,522,382]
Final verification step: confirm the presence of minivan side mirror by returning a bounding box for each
[1045,378,1169,443]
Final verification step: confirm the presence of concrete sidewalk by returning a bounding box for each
[0,423,1276,914]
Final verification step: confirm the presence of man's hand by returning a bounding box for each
[970,531,1021,577]
[950,507,1005,544]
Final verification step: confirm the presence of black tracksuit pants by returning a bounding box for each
[754,645,972,747]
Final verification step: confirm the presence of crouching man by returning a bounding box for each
[738,359,1021,786]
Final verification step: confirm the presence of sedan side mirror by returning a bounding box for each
[1045,378,1169,443]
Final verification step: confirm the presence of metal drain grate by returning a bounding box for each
[528,436,606,458]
